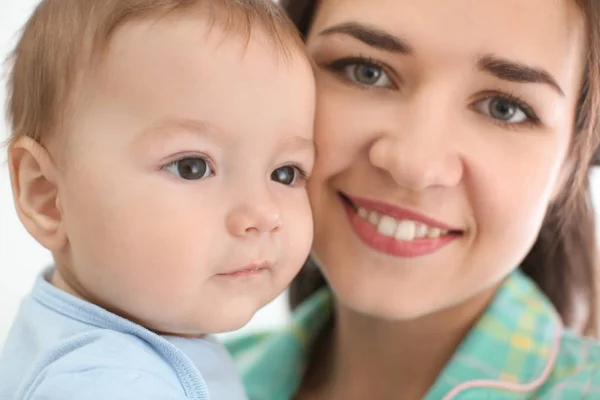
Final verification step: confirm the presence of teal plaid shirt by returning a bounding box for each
[226,269,600,399]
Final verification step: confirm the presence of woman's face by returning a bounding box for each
[306,0,586,319]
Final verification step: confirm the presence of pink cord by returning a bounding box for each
[441,312,563,400]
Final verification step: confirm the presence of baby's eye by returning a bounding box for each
[271,165,305,186]
[473,96,537,125]
[164,157,213,180]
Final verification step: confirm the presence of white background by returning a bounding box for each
[2,0,600,347]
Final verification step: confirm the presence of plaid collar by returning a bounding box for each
[425,270,562,399]
[227,270,562,400]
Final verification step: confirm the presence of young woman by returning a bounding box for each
[227,0,600,398]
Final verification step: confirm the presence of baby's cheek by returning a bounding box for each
[283,201,314,270]
[292,194,313,236]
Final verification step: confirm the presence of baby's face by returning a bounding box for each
[53,16,315,334]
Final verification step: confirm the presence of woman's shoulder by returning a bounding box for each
[556,329,600,374]
[427,270,600,399]
[535,329,600,398]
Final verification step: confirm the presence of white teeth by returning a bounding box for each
[356,207,451,241]
[427,228,442,239]
[377,215,397,236]
[415,223,428,239]
[368,211,379,225]
[395,220,416,241]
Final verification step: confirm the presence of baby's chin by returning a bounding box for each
[145,295,271,336]
[203,294,273,333]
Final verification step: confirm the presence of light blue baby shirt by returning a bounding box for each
[0,268,247,400]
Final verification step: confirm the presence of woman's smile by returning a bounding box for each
[340,192,464,257]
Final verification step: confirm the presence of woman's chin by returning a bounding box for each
[332,281,451,321]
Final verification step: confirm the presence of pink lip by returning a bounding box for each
[342,194,461,258]
[217,261,271,278]
[346,195,460,231]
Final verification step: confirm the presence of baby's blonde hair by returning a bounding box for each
[6,0,304,147]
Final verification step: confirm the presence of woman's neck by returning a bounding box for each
[300,286,498,400]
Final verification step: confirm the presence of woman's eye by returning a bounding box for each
[325,57,396,89]
[344,63,392,88]
[474,96,530,124]
[271,166,303,186]
[164,157,212,180]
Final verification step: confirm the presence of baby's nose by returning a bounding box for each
[226,203,282,237]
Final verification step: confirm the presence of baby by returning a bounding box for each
[0,0,315,398]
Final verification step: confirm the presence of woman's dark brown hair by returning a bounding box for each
[283,0,600,336]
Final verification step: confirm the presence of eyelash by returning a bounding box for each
[325,55,398,90]
[323,55,541,127]
[161,156,310,185]
[476,91,541,128]
[278,164,311,187]
[161,153,216,174]
[292,165,310,180]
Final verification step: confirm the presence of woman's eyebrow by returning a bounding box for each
[478,54,565,96]
[318,21,413,54]
[317,22,565,97]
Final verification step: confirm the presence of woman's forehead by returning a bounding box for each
[309,0,586,96]
[311,0,584,35]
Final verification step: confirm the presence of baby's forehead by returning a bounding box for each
[8,0,307,155]
[79,14,312,114]
[75,10,310,122]
[100,11,306,70]
[107,5,305,61]
[61,18,311,164]
[65,14,314,159]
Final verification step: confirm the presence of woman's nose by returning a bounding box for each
[226,201,283,238]
[368,124,464,191]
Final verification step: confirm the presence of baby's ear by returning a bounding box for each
[9,136,67,252]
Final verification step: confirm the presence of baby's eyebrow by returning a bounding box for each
[279,135,315,154]
[137,118,314,156]
[135,118,236,151]
[139,118,213,140]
